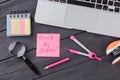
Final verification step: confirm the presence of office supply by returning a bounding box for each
[35,0,120,37]
[36,33,60,57]
[106,40,120,64]
[44,57,70,69]
[7,12,31,36]
[68,35,101,61]
[70,35,90,53]
[65,48,101,61]
[9,41,40,75]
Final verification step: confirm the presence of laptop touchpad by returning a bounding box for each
[64,6,99,31]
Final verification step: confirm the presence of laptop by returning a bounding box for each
[35,0,120,37]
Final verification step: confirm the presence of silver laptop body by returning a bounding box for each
[35,0,120,37]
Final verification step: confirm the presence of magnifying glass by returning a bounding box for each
[9,41,40,75]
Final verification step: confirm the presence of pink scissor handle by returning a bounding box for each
[70,35,76,40]
[88,52,101,61]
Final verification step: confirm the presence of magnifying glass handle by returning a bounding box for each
[24,57,40,75]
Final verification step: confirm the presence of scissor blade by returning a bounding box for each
[64,47,88,57]
[77,51,88,57]
[70,35,91,53]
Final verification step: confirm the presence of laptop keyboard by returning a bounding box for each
[45,0,120,13]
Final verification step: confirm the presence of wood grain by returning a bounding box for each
[0,0,120,80]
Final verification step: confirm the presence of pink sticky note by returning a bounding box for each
[36,34,60,57]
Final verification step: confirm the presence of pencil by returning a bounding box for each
[44,57,70,69]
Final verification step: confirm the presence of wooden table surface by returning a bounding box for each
[0,0,120,80]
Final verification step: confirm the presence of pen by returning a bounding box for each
[44,57,70,69]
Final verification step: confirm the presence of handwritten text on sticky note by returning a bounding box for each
[36,34,60,57]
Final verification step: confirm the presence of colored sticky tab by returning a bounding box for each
[6,13,31,36]
[20,19,25,34]
[25,19,31,35]
[36,34,60,57]
[11,19,16,35]
[7,18,11,36]
[16,19,20,34]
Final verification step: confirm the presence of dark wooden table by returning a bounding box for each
[0,0,120,80]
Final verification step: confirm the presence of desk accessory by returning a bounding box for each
[9,41,40,75]
[36,34,60,57]
[44,57,70,69]
[66,35,101,61]
[35,0,120,38]
[106,40,120,64]
[7,11,31,36]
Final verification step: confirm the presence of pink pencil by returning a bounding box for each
[44,57,70,69]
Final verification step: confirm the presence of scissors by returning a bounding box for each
[65,35,101,61]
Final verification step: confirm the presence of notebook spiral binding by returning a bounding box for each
[8,10,30,19]
[10,10,29,14]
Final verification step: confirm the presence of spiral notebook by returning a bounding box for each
[7,11,31,36]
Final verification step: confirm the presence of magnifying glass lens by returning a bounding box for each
[9,41,25,57]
